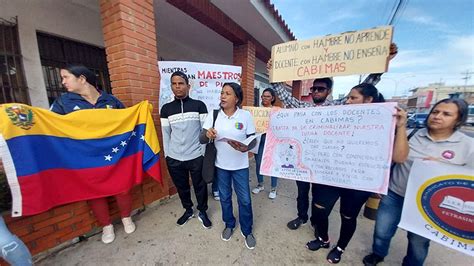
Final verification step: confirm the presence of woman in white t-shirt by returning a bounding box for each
[200,82,257,250]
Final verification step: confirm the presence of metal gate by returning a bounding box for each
[0,17,29,104]
[37,32,111,105]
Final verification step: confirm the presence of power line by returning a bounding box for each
[392,0,409,26]
[461,70,474,85]
[387,0,403,25]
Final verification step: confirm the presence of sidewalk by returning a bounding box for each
[37,162,470,265]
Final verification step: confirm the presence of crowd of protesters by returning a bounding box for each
[1,41,473,266]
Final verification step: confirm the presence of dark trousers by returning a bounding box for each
[296,180,317,224]
[166,156,208,212]
[313,184,371,249]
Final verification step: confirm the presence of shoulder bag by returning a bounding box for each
[202,109,219,184]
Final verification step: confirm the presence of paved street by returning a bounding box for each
[36,162,471,265]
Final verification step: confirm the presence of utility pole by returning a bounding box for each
[461,70,474,86]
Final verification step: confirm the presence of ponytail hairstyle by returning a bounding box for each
[62,65,97,87]
[351,83,385,103]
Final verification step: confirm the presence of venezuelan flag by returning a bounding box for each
[0,101,161,217]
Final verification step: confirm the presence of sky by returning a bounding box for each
[271,0,474,99]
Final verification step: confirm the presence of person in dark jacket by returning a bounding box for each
[160,71,212,229]
[50,65,135,244]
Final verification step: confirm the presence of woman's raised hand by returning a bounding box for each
[394,106,407,128]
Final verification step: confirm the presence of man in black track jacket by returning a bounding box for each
[160,71,212,229]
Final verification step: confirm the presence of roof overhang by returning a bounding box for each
[155,0,294,72]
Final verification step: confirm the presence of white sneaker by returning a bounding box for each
[122,217,136,234]
[213,191,220,201]
[101,224,115,244]
[268,189,277,199]
[252,185,264,194]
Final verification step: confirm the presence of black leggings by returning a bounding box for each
[312,184,370,249]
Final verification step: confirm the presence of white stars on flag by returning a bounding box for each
[103,129,144,162]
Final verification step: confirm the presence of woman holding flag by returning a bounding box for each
[50,65,135,244]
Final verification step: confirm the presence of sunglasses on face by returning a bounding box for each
[310,86,329,93]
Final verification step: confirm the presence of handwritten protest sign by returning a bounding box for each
[399,160,474,257]
[242,106,273,133]
[270,26,393,82]
[158,61,241,112]
[260,103,396,194]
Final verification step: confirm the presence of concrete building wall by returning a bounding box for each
[0,0,103,108]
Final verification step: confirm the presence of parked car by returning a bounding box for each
[407,113,428,128]
[466,105,474,126]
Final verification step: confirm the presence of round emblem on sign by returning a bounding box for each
[417,175,474,243]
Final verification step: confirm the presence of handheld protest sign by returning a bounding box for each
[270,26,393,82]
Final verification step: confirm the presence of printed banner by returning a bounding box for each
[0,102,161,217]
[399,160,474,257]
[260,103,397,194]
[159,61,241,112]
[270,26,393,82]
[242,106,273,133]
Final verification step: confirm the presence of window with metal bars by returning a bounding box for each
[36,32,111,105]
[0,17,29,104]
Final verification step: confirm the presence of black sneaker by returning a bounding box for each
[287,217,307,230]
[306,237,330,251]
[327,246,344,264]
[363,253,384,266]
[176,210,194,226]
[198,211,212,229]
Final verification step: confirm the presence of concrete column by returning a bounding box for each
[100,0,169,200]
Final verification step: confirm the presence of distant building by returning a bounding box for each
[387,96,408,109]
[407,83,474,112]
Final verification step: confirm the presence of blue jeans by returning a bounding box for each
[216,167,253,236]
[0,217,33,266]
[372,190,430,266]
[254,134,277,188]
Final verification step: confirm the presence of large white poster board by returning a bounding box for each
[270,26,393,82]
[260,103,397,194]
[158,61,241,112]
[399,160,474,257]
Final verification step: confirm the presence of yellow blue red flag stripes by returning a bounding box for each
[0,101,161,217]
